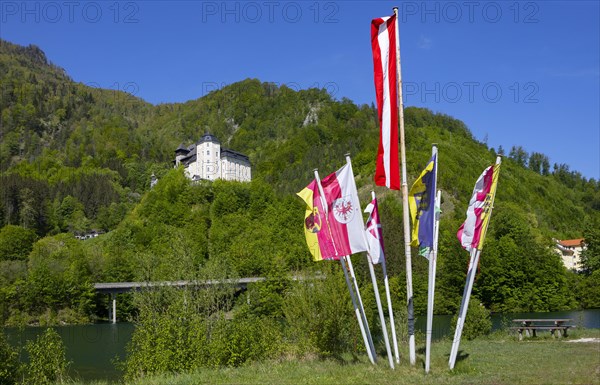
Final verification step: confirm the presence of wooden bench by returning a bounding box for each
[511,319,576,340]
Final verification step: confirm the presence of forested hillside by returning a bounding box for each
[0,40,599,327]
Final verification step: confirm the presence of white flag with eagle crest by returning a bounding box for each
[319,162,369,257]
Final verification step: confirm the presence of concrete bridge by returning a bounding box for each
[93,276,317,323]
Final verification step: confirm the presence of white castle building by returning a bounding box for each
[174,133,251,182]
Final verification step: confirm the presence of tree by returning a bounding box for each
[0,225,37,261]
[528,152,550,175]
[580,225,600,275]
[509,145,528,167]
[57,196,89,233]
[476,205,575,312]
[19,188,37,229]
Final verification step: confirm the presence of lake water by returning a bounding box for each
[4,309,599,382]
[5,322,134,382]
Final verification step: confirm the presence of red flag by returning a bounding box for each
[371,14,400,190]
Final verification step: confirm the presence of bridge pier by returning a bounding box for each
[108,293,117,324]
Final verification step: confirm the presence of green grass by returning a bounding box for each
[70,329,600,385]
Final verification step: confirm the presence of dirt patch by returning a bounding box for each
[565,338,600,343]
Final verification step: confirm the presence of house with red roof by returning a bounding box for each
[555,238,585,271]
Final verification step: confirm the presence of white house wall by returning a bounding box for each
[221,158,251,182]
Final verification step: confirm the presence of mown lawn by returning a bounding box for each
[76,329,600,385]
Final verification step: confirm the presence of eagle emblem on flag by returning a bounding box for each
[333,196,355,224]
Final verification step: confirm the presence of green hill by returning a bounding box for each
[0,40,599,326]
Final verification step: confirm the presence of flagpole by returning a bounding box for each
[424,145,439,373]
[381,255,400,364]
[344,155,377,362]
[448,247,479,369]
[449,156,502,370]
[425,189,441,373]
[346,254,377,362]
[364,192,394,368]
[314,169,375,365]
[393,6,416,365]
[366,255,393,368]
[372,191,400,365]
[341,256,376,364]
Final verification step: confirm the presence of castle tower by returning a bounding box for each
[196,133,221,180]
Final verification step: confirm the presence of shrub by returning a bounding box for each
[282,266,357,358]
[0,331,20,385]
[23,328,70,385]
[124,285,283,381]
[207,314,283,368]
[451,300,492,340]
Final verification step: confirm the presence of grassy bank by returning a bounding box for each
[73,330,600,385]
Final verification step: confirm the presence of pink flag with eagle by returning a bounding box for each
[319,162,369,257]
[364,197,385,264]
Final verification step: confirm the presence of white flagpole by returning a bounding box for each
[425,189,441,373]
[366,256,393,368]
[367,252,394,369]
[341,256,376,364]
[371,190,400,365]
[314,169,375,364]
[345,255,377,362]
[448,248,480,369]
[392,5,416,366]
[381,257,400,364]
[449,156,502,370]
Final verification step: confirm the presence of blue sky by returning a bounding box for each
[2,1,599,179]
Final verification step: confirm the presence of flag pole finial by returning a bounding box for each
[393,6,398,12]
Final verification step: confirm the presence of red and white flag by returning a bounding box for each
[371,14,400,190]
[319,163,369,257]
[364,197,385,264]
[457,164,500,251]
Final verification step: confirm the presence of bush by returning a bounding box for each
[451,300,492,340]
[23,328,70,385]
[124,285,283,381]
[207,314,283,368]
[0,331,20,385]
[282,266,357,358]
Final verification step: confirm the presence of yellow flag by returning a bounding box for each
[297,180,323,261]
